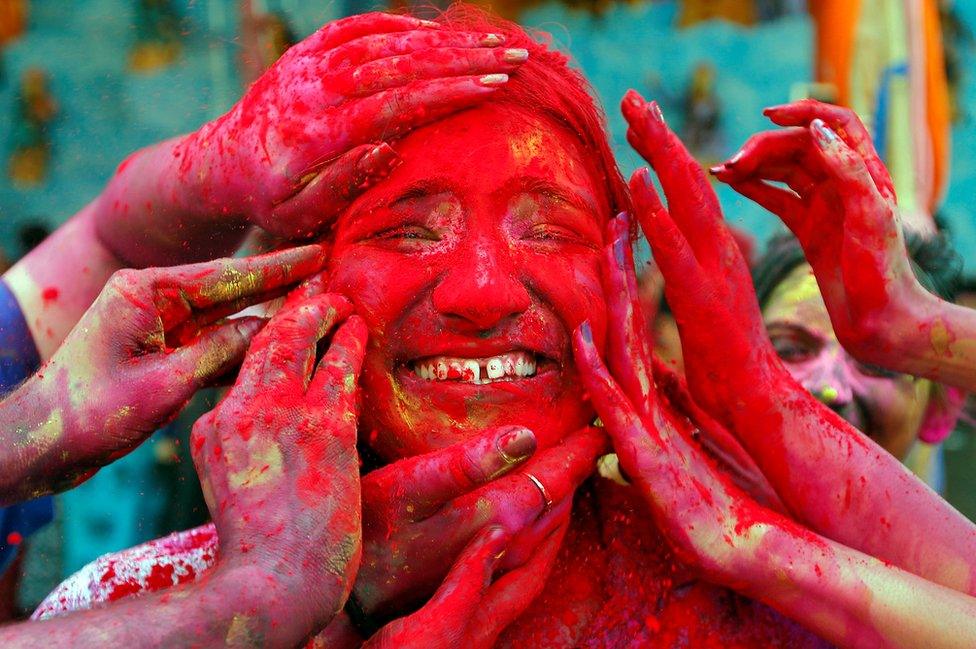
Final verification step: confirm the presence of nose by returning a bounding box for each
[800,350,854,410]
[431,237,531,331]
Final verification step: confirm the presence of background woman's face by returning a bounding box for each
[762,263,931,460]
[328,105,610,460]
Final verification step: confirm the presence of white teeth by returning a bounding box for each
[503,355,516,376]
[486,357,504,379]
[462,359,480,383]
[412,352,540,383]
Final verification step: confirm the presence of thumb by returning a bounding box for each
[159,317,267,407]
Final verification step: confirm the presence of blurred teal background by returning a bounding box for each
[0,0,973,612]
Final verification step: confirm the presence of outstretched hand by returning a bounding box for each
[710,99,924,372]
[0,245,327,504]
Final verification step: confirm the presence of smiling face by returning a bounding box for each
[762,264,931,460]
[327,105,610,460]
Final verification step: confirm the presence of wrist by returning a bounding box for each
[94,133,249,268]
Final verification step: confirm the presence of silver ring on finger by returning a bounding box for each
[524,472,553,516]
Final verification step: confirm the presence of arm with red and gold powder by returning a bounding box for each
[623,92,976,599]
[0,247,326,506]
[0,277,367,646]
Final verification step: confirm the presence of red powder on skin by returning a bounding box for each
[6,531,22,545]
[41,287,59,303]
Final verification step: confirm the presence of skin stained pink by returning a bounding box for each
[327,104,610,459]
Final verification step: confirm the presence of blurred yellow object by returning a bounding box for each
[678,0,756,27]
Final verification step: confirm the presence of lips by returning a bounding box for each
[410,351,539,384]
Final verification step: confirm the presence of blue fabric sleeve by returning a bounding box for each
[0,280,54,572]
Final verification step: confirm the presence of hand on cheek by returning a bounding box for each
[190,278,367,633]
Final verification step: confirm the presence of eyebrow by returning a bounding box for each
[386,178,454,206]
[511,177,598,214]
[765,320,826,343]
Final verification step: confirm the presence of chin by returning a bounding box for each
[358,361,595,461]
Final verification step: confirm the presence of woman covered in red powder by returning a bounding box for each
[12,6,976,648]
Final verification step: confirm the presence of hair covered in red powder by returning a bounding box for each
[425,3,630,220]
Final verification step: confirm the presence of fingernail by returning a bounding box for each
[649,101,664,123]
[481,33,504,46]
[608,210,628,241]
[418,19,440,28]
[486,525,507,547]
[360,143,401,179]
[708,164,725,175]
[612,236,627,267]
[497,427,536,463]
[503,48,529,63]
[811,118,838,148]
[234,317,265,338]
[579,320,593,345]
[624,89,642,108]
[726,149,744,166]
[618,210,632,231]
[640,167,654,188]
[479,73,509,86]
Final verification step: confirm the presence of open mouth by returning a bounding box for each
[408,351,551,385]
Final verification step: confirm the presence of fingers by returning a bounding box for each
[448,427,605,532]
[368,527,510,649]
[426,526,509,613]
[764,99,896,200]
[338,46,527,97]
[725,179,803,225]
[632,177,703,317]
[166,316,267,388]
[308,315,368,414]
[808,119,883,198]
[330,73,510,149]
[601,212,654,418]
[323,29,509,75]
[156,245,328,315]
[281,270,330,309]
[808,120,902,308]
[710,128,823,201]
[471,522,565,647]
[269,143,401,239]
[621,90,727,264]
[573,323,646,447]
[133,317,267,434]
[300,12,438,55]
[364,426,537,521]
[235,293,353,394]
